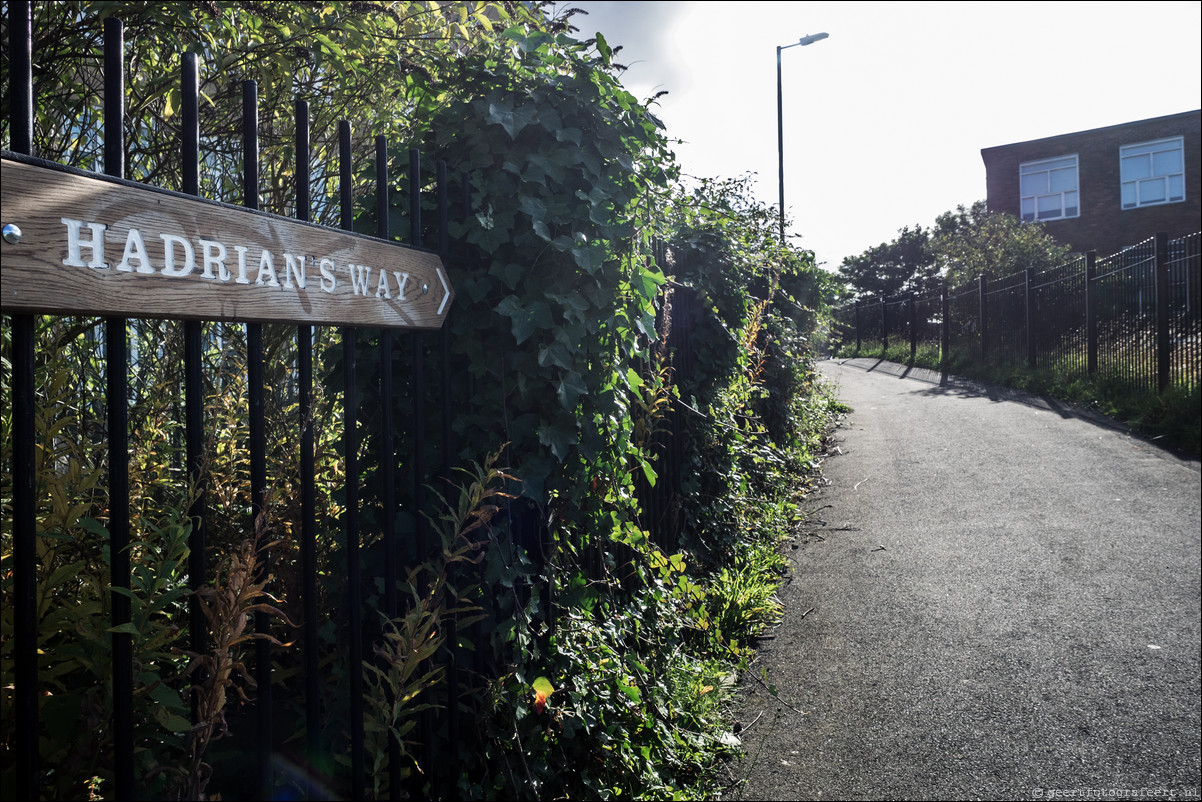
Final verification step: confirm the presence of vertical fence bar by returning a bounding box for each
[1086,252,1097,376]
[249,278,272,794]
[242,83,259,217]
[1112,249,1122,385]
[880,297,888,352]
[436,157,462,776]
[101,18,135,800]
[11,4,37,797]
[940,282,949,373]
[242,83,259,215]
[103,17,123,179]
[10,12,37,797]
[180,51,210,683]
[11,315,37,799]
[293,99,322,791]
[408,145,436,787]
[377,136,397,625]
[908,296,917,362]
[374,134,404,801]
[409,147,428,561]
[340,120,366,802]
[1135,248,1143,388]
[1024,267,1036,370]
[1132,246,1141,388]
[299,315,319,771]
[438,160,453,481]
[854,300,861,352]
[240,78,272,801]
[461,170,489,687]
[295,102,310,218]
[9,0,33,155]
[181,53,200,193]
[1155,232,1171,393]
[435,158,451,458]
[1186,235,1202,389]
[979,273,989,364]
[105,323,134,801]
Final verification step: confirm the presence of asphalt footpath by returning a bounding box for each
[723,358,1201,802]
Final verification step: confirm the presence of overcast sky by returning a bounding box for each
[550,1,1202,270]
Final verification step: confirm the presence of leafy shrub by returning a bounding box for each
[2,6,844,800]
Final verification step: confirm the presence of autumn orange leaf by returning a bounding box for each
[532,676,554,713]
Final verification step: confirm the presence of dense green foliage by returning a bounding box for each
[0,0,549,218]
[417,24,678,504]
[838,200,1071,299]
[837,223,938,300]
[2,2,842,800]
[657,175,837,568]
[929,201,1073,287]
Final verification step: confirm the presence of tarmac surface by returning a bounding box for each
[724,358,1201,801]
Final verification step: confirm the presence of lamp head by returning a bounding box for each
[798,32,829,46]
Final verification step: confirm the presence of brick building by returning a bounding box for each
[981,110,1201,256]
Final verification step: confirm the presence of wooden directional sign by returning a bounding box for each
[0,155,453,329]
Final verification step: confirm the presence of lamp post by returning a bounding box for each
[777,32,828,241]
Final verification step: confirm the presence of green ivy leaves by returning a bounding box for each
[415,24,677,509]
[488,99,540,139]
[494,296,553,345]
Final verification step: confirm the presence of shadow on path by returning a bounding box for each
[831,356,1132,433]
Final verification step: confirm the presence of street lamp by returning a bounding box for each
[777,32,828,241]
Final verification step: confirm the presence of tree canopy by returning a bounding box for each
[837,200,1073,299]
[836,223,940,300]
[929,200,1072,287]
[1,0,559,219]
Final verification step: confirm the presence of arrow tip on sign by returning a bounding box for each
[436,267,451,316]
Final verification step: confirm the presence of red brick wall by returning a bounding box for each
[981,110,1201,256]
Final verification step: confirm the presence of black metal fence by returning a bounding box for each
[2,6,471,800]
[833,231,1202,394]
[1,5,711,799]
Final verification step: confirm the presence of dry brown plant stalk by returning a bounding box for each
[175,534,296,800]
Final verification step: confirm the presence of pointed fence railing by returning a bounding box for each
[833,231,1201,394]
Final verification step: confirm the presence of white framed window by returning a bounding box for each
[1020,155,1079,222]
[1120,137,1185,209]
